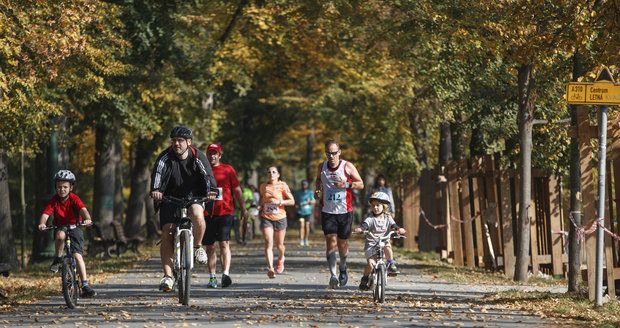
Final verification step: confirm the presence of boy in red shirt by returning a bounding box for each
[37,170,96,297]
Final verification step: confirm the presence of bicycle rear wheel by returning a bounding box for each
[61,258,79,308]
[179,230,192,305]
[374,264,386,303]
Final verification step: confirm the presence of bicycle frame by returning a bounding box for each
[363,230,401,303]
[174,207,194,273]
[44,224,85,308]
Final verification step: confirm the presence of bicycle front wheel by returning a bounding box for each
[179,230,192,305]
[61,259,79,308]
[374,264,386,303]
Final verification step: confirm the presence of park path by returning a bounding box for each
[0,238,568,327]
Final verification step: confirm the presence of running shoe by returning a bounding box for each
[275,256,285,274]
[81,284,97,297]
[207,276,218,288]
[50,256,62,273]
[194,247,208,264]
[338,268,348,287]
[329,275,339,289]
[159,276,174,292]
[267,268,276,279]
[388,261,399,277]
[304,239,309,247]
[221,274,232,288]
[358,275,370,291]
[299,240,304,246]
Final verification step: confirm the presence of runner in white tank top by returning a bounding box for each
[315,140,364,289]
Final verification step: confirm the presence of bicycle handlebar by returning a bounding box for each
[358,230,405,240]
[42,223,92,231]
[162,195,212,208]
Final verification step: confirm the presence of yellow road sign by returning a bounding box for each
[566,82,620,105]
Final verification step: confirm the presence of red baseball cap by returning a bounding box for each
[207,143,222,154]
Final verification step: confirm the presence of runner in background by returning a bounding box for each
[294,180,315,247]
[259,166,295,278]
[204,143,247,288]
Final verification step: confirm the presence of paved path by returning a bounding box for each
[0,238,567,327]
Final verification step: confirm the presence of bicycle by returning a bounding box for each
[43,223,90,309]
[360,230,404,303]
[161,195,210,305]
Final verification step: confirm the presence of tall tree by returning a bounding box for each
[0,151,17,270]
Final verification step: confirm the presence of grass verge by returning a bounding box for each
[397,248,620,327]
[397,248,565,287]
[0,247,151,309]
[484,290,620,327]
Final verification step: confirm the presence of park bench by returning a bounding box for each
[86,223,116,258]
[110,221,144,256]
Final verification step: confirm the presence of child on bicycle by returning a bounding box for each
[37,170,96,297]
[354,191,406,291]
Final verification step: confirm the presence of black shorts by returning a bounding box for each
[159,202,205,229]
[203,215,234,245]
[55,226,84,255]
[321,212,353,240]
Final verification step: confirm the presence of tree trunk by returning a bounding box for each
[451,113,466,160]
[93,125,116,236]
[514,63,535,282]
[0,150,18,270]
[113,137,124,223]
[409,109,429,169]
[305,128,314,183]
[31,139,57,262]
[125,137,158,238]
[568,51,586,292]
[145,186,160,240]
[439,122,452,167]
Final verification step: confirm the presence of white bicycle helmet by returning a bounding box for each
[368,191,390,204]
[54,170,76,183]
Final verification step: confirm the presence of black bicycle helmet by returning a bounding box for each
[170,126,193,139]
[54,170,76,183]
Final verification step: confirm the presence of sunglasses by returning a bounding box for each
[325,150,339,156]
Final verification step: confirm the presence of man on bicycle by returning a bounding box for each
[150,126,217,292]
[203,143,247,288]
[315,140,364,288]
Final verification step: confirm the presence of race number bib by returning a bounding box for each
[265,203,279,214]
[326,190,345,203]
[215,188,223,201]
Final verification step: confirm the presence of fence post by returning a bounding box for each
[549,175,564,277]
[471,158,486,266]
[448,162,464,266]
[403,175,420,251]
[500,171,516,277]
[459,160,475,268]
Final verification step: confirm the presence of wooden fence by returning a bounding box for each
[402,155,567,278]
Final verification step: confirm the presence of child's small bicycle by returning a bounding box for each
[43,223,90,309]
[362,230,404,303]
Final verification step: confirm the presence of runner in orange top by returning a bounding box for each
[259,166,295,278]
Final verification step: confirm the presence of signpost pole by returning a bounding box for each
[595,105,608,306]
[566,66,616,305]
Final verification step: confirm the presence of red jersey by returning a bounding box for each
[206,163,240,216]
[42,193,86,226]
